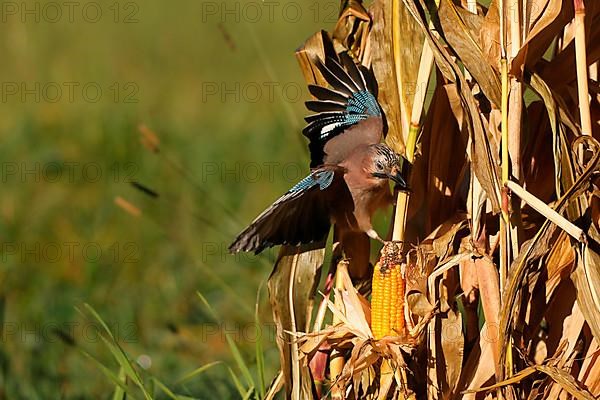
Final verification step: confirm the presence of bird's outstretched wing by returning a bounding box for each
[304,52,385,167]
[228,166,350,254]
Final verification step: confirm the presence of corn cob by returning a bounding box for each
[371,243,405,339]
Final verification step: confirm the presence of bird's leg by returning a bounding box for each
[366,229,385,244]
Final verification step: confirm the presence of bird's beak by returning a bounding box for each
[388,164,409,190]
[372,169,409,190]
[386,171,408,189]
[372,172,388,180]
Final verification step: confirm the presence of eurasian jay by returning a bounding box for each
[229,52,409,278]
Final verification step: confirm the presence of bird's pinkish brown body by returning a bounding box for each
[332,145,398,278]
[337,144,396,235]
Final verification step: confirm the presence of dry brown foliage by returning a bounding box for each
[266,0,600,398]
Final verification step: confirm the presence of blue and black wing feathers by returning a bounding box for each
[304,52,383,167]
[307,85,348,104]
[305,100,347,113]
[339,52,367,91]
[228,167,346,254]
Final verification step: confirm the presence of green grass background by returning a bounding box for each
[0,0,399,397]
[0,1,341,397]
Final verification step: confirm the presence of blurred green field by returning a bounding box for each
[0,1,339,397]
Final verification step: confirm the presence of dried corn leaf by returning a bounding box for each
[338,263,372,338]
[475,255,501,369]
[427,262,464,398]
[510,0,574,77]
[528,73,579,200]
[498,136,600,377]
[572,242,600,343]
[429,214,468,259]
[370,0,425,153]
[577,339,600,395]
[296,30,336,88]
[268,244,325,400]
[544,282,585,363]
[417,81,469,235]
[333,0,372,61]
[406,247,435,318]
[539,11,600,91]
[459,322,498,399]
[465,364,596,400]
[521,101,561,203]
[401,0,502,213]
[438,0,502,107]
[545,232,576,296]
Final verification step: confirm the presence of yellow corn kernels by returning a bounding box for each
[371,245,405,339]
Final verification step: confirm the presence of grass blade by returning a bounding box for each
[228,366,251,398]
[176,361,224,384]
[111,366,127,400]
[226,333,255,390]
[80,350,141,400]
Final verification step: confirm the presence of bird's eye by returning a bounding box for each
[376,161,384,171]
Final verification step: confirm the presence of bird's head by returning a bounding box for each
[368,144,409,191]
